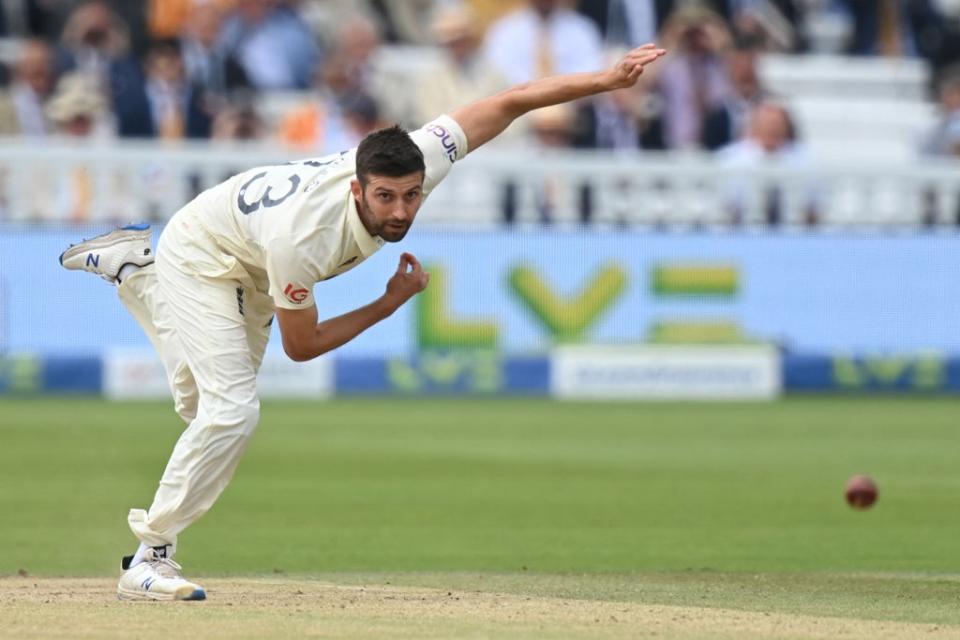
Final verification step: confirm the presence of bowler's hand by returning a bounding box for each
[603,44,667,91]
[383,252,430,311]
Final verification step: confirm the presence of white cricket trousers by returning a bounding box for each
[116,217,273,550]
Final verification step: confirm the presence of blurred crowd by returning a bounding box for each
[0,0,959,224]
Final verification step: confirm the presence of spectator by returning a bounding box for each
[483,0,604,85]
[46,72,106,138]
[272,14,388,132]
[657,4,733,149]
[55,0,150,134]
[104,38,212,138]
[219,0,320,90]
[718,101,818,225]
[416,5,509,126]
[143,39,213,139]
[0,40,56,137]
[328,12,382,95]
[180,2,250,98]
[43,73,110,222]
[922,67,960,157]
[702,38,767,150]
[55,1,134,86]
[277,13,387,151]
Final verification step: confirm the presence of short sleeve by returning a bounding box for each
[408,114,469,194]
[265,236,317,310]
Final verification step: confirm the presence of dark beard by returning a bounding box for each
[357,194,410,242]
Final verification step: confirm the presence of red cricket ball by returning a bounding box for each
[845,474,878,510]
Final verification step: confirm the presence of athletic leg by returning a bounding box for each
[61,223,209,600]
[127,241,262,551]
[61,224,199,423]
[117,264,198,423]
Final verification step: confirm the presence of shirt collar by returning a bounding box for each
[347,194,385,257]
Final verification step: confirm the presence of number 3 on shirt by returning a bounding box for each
[237,172,301,215]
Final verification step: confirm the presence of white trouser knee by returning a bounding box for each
[129,398,260,548]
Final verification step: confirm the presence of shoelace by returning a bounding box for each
[147,556,184,580]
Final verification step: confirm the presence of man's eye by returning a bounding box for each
[378,193,391,201]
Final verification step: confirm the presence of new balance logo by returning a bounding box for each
[86,253,99,268]
[142,577,155,591]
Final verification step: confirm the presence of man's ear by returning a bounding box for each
[350,178,363,200]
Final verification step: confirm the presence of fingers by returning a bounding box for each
[405,253,422,275]
[625,49,666,66]
[629,51,666,66]
[397,252,423,276]
[615,46,666,83]
[632,43,667,56]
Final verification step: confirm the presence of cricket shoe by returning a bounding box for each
[59,223,154,283]
[117,547,206,602]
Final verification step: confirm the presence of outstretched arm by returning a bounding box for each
[450,44,666,152]
[276,253,429,362]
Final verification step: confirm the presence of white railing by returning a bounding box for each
[0,138,958,227]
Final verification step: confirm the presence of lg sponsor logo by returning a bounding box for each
[284,283,309,304]
[426,125,458,162]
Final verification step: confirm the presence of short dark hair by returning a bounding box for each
[356,125,425,186]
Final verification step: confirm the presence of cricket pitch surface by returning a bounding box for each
[2,576,957,640]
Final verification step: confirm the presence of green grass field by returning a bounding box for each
[1,397,958,637]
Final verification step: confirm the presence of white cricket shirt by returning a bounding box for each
[176,115,468,309]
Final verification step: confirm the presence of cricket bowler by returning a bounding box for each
[60,44,666,601]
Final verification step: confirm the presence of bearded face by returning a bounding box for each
[352,172,425,242]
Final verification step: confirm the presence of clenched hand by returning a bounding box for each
[384,252,430,310]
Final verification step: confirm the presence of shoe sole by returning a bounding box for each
[59,223,151,267]
[117,585,206,602]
